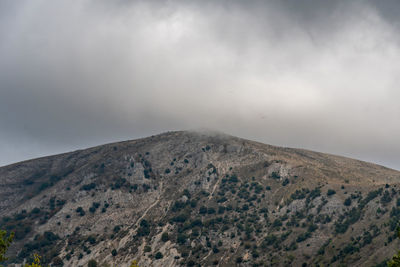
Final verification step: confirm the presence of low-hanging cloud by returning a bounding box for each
[0,0,399,170]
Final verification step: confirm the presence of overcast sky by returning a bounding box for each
[0,0,399,170]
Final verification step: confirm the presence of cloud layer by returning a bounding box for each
[1,0,400,169]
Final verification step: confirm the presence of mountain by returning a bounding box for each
[1,131,400,267]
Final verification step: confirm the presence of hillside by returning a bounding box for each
[1,131,400,266]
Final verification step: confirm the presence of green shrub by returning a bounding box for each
[271,172,280,179]
[161,232,169,242]
[327,189,336,196]
[88,259,97,267]
[154,252,163,259]
[111,249,117,256]
[344,197,352,206]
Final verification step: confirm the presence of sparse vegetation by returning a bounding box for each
[1,132,400,266]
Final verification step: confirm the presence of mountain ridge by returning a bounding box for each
[2,130,397,173]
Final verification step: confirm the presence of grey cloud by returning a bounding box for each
[0,0,399,170]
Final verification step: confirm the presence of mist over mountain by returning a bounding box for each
[1,0,400,170]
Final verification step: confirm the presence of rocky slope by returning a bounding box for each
[1,131,400,267]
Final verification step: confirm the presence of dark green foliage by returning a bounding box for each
[308,224,318,232]
[187,260,196,266]
[362,231,373,246]
[88,202,100,214]
[207,207,216,214]
[229,174,239,183]
[87,235,96,245]
[52,256,63,266]
[154,252,163,259]
[18,231,60,263]
[282,178,289,186]
[39,182,50,191]
[0,230,14,263]
[190,199,197,208]
[112,177,128,189]
[171,201,187,212]
[137,220,150,236]
[271,172,280,179]
[272,219,282,228]
[291,188,310,200]
[339,243,359,257]
[190,219,203,228]
[111,249,117,256]
[253,184,263,194]
[143,169,151,179]
[359,188,383,209]
[49,197,56,210]
[344,197,352,206]
[296,231,311,243]
[318,239,331,255]
[161,232,169,242]
[381,190,392,205]
[113,226,121,233]
[199,206,207,214]
[80,183,96,191]
[173,213,189,223]
[262,234,278,248]
[335,207,361,234]
[1,206,64,241]
[31,207,41,214]
[327,189,336,196]
[308,188,321,200]
[88,259,97,267]
[286,241,297,251]
[142,184,151,192]
[218,206,225,214]
[177,233,187,244]
[76,207,85,216]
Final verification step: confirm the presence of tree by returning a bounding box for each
[24,254,42,267]
[53,256,63,266]
[388,251,400,267]
[154,252,163,259]
[388,228,400,266]
[0,230,14,265]
[111,249,117,256]
[130,260,139,267]
[344,197,352,206]
[161,232,169,242]
[327,189,336,196]
[88,259,97,267]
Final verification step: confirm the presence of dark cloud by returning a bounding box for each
[0,0,399,170]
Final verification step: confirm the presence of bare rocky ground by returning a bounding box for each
[1,131,400,266]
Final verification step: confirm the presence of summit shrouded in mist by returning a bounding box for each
[0,0,400,169]
[1,1,400,266]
